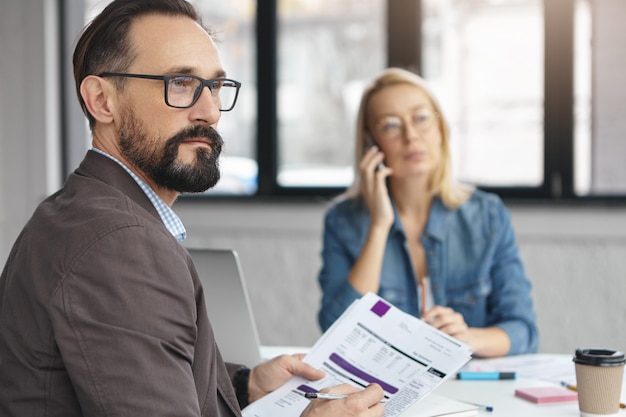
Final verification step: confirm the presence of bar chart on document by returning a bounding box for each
[242,292,473,417]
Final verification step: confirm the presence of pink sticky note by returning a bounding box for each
[515,387,578,404]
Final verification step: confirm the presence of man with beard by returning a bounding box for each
[0,1,384,417]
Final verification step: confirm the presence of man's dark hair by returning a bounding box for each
[73,0,211,129]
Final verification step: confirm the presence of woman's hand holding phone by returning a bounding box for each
[360,145,394,231]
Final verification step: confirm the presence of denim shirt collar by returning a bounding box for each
[388,197,448,242]
[423,198,448,241]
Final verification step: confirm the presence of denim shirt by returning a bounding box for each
[317,189,538,355]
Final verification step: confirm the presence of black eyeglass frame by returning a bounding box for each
[98,72,242,111]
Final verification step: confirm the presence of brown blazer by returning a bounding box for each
[0,150,242,417]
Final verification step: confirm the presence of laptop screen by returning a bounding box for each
[187,248,263,366]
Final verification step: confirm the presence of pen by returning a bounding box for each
[456,371,517,380]
[464,401,494,412]
[560,381,577,391]
[303,392,390,403]
[560,382,626,409]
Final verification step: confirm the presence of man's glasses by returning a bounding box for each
[372,109,438,141]
[98,72,241,111]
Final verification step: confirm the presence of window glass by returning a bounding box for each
[276,0,386,187]
[422,0,544,187]
[574,0,591,195]
[195,1,257,195]
[85,0,257,195]
[575,0,626,196]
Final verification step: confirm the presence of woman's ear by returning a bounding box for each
[80,75,117,124]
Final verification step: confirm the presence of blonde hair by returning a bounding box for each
[343,67,472,209]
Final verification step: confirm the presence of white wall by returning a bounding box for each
[1,1,625,357]
[515,205,626,353]
[0,1,60,261]
[175,200,626,354]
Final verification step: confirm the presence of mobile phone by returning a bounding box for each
[365,133,385,171]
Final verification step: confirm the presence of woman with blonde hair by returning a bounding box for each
[317,67,537,357]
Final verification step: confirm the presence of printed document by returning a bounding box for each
[242,292,473,417]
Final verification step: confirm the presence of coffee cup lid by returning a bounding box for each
[573,348,626,367]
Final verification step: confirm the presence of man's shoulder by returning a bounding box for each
[50,174,148,221]
[58,151,158,223]
[28,170,163,252]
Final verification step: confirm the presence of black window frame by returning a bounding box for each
[61,0,626,203]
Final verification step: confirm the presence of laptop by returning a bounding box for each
[187,248,263,366]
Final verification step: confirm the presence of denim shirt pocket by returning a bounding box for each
[446,275,492,307]
[379,285,406,309]
[443,273,493,327]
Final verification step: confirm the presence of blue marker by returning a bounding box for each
[464,401,494,412]
[456,371,517,380]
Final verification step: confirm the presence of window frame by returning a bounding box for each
[61,0,626,202]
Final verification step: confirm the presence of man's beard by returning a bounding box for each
[118,109,223,193]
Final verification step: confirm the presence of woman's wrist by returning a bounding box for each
[368,220,392,238]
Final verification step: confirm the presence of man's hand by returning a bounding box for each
[248,354,325,403]
[300,383,385,417]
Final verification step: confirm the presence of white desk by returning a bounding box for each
[260,349,626,417]
[411,353,626,416]
[432,377,580,416]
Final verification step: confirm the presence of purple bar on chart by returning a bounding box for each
[296,384,318,394]
[329,353,398,393]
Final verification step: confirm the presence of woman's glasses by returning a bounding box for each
[372,109,438,141]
